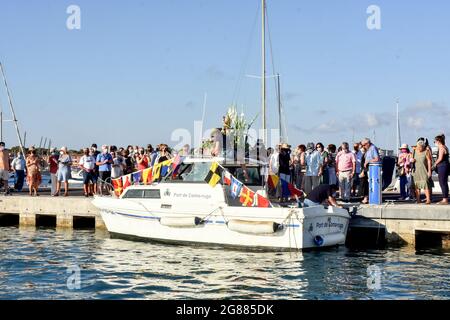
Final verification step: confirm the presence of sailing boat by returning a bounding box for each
[91,0,350,250]
[0,62,25,154]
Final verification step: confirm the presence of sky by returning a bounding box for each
[0,0,449,150]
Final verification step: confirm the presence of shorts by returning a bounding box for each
[99,171,111,183]
[0,169,9,181]
[82,171,96,184]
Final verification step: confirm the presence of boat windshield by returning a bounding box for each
[167,162,262,186]
[174,162,212,183]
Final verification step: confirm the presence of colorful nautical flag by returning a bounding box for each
[287,182,303,198]
[159,159,173,179]
[122,174,132,190]
[204,162,223,187]
[171,154,181,170]
[256,193,270,208]
[239,186,255,207]
[111,178,123,196]
[171,155,184,177]
[153,163,162,181]
[132,171,142,185]
[281,179,303,198]
[268,175,279,189]
[230,176,243,198]
[223,171,232,186]
[142,167,153,185]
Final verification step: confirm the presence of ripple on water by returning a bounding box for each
[0,226,449,299]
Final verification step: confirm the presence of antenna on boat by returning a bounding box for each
[0,62,25,155]
[276,73,282,142]
[396,99,401,155]
[199,92,207,151]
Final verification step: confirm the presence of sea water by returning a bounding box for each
[0,226,449,300]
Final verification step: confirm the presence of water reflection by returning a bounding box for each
[0,227,449,299]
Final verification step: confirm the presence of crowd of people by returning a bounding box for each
[266,134,449,206]
[0,142,186,197]
[0,132,447,206]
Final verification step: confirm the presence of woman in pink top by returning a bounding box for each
[397,144,412,200]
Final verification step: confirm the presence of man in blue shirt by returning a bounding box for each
[362,138,380,165]
[361,138,380,204]
[96,145,113,195]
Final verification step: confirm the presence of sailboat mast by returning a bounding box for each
[396,99,401,155]
[261,0,267,144]
[0,62,25,155]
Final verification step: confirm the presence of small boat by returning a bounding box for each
[92,157,350,250]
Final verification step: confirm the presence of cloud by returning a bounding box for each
[406,116,424,130]
[403,101,449,117]
[315,109,328,115]
[205,65,226,80]
[283,92,300,102]
[185,100,195,109]
[290,101,450,146]
[364,113,391,128]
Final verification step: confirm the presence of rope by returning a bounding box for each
[231,2,261,104]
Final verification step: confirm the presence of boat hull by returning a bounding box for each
[94,197,350,251]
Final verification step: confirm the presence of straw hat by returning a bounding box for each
[281,143,291,149]
[399,143,409,150]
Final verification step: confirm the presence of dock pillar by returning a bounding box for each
[56,214,73,228]
[95,216,106,229]
[19,212,36,227]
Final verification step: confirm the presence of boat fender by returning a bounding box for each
[159,216,203,228]
[227,219,283,235]
[314,233,346,247]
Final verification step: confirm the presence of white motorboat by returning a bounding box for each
[92,157,350,251]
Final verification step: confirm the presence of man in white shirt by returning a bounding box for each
[79,148,96,197]
[269,144,280,176]
[303,142,323,195]
[11,152,26,192]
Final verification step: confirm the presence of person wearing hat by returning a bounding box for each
[25,148,42,196]
[303,142,323,195]
[397,143,412,200]
[48,147,59,195]
[0,142,11,195]
[54,146,72,197]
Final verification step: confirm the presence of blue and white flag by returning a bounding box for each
[230,176,243,199]
[132,171,142,185]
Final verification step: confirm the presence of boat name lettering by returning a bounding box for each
[316,221,344,229]
[172,192,212,200]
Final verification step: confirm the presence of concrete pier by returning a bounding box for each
[0,196,105,229]
[349,203,450,247]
